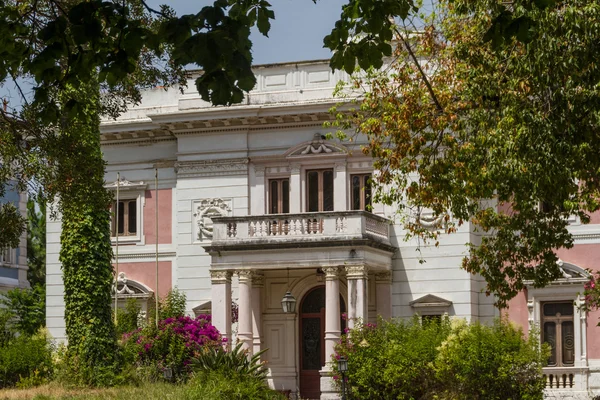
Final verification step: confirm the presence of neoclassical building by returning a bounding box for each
[46,59,600,399]
[0,187,29,292]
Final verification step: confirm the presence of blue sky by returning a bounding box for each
[148,0,348,64]
[0,1,348,107]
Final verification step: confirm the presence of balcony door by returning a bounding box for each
[299,286,346,400]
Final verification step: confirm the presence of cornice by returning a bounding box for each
[113,251,176,260]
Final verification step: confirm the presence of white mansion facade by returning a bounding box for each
[46,59,600,399]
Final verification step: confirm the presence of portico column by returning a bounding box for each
[323,266,341,367]
[210,270,232,345]
[375,270,392,320]
[237,270,253,353]
[251,272,264,356]
[346,265,368,329]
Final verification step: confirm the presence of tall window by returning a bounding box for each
[542,302,575,367]
[307,169,334,212]
[0,247,13,265]
[112,199,137,236]
[269,179,290,214]
[351,174,372,211]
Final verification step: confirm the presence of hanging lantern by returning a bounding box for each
[281,290,297,313]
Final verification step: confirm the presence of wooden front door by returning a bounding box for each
[299,286,346,400]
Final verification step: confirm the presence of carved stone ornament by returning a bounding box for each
[194,198,232,240]
[346,265,368,279]
[322,266,340,280]
[105,177,146,191]
[237,270,254,283]
[375,270,392,283]
[210,270,232,283]
[289,133,344,157]
[114,272,152,296]
[413,210,448,229]
[176,158,248,178]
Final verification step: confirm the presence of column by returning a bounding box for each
[237,270,253,353]
[289,163,301,213]
[251,272,264,356]
[375,270,392,320]
[323,266,341,368]
[210,270,232,345]
[347,265,368,329]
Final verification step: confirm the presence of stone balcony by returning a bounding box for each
[207,211,393,252]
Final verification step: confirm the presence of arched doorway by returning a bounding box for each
[299,286,346,400]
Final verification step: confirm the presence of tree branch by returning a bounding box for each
[395,27,444,115]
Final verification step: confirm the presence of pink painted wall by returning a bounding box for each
[558,244,600,359]
[115,261,172,299]
[504,289,529,333]
[144,189,172,245]
[556,244,600,271]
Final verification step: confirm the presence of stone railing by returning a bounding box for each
[543,367,588,391]
[211,211,391,246]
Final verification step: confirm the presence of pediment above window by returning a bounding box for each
[526,259,590,287]
[112,272,153,299]
[409,294,453,309]
[285,133,347,158]
[105,177,147,192]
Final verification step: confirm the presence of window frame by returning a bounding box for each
[0,247,15,266]
[268,178,290,214]
[106,179,146,245]
[526,268,589,370]
[350,173,372,211]
[305,168,334,212]
[541,301,576,368]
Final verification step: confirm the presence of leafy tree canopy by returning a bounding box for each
[0,0,597,308]
[330,0,600,306]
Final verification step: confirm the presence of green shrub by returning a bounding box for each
[191,342,268,380]
[0,329,53,388]
[0,285,45,337]
[159,288,187,320]
[115,298,142,336]
[184,370,286,400]
[334,317,450,399]
[334,318,547,400]
[434,319,547,400]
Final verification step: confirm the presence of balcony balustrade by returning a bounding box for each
[543,367,588,391]
[210,211,391,249]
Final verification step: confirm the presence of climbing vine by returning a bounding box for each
[54,81,117,385]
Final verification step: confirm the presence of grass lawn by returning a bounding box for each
[0,383,188,400]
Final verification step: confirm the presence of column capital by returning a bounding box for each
[346,265,369,279]
[237,269,255,284]
[323,266,340,280]
[374,270,392,283]
[251,271,265,287]
[290,163,301,174]
[210,269,232,283]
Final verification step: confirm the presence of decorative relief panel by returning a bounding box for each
[176,158,248,178]
[194,198,232,241]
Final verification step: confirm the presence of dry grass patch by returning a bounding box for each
[0,383,187,400]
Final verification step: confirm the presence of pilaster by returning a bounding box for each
[210,270,232,346]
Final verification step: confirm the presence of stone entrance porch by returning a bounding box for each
[203,211,395,399]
